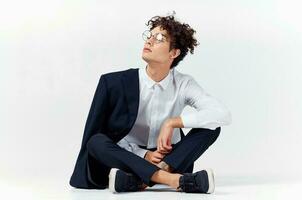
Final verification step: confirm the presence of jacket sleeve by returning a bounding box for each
[79,75,109,151]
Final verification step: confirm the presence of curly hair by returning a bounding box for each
[145,13,199,69]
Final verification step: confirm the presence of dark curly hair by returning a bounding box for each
[145,13,199,69]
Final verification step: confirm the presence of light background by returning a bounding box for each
[0,0,301,195]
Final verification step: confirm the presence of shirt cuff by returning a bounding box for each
[180,112,218,130]
[132,148,148,158]
[180,112,198,128]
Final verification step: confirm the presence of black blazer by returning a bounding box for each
[69,68,142,189]
[69,68,187,189]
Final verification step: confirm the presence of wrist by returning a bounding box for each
[165,118,174,128]
[144,150,149,159]
[165,117,184,128]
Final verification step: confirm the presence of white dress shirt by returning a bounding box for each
[117,66,232,158]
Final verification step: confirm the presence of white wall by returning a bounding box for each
[1,0,301,184]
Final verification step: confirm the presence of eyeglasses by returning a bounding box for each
[142,30,168,44]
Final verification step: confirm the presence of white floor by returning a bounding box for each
[1,175,301,200]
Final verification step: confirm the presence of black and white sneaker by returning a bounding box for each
[177,168,215,193]
[108,168,145,193]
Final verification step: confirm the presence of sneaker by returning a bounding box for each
[177,168,215,193]
[108,168,145,193]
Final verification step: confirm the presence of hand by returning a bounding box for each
[157,120,174,154]
[144,150,165,164]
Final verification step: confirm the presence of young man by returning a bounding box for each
[69,14,232,194]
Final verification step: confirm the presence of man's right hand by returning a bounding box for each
[144,150,166,164]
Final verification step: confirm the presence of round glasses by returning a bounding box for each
[142,30,168,44]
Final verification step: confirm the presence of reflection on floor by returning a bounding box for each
[1,176,301,200]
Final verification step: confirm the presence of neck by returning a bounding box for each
[146,63,170,82]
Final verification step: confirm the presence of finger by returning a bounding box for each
[165,137,173,149]
[160,150,169,156]
[163,143,172,151]
[157,139,160,151]
[167,137,172,147]
[154,152,164,159]
[165,136,172,147]
[162,138,172,151]
[161,138,166,151]
[158,147,170,154]
[153,151,161,158]
[152,161,160,165]
[158,149,168,154]
[152,158,161,163]
[158,139,163,152]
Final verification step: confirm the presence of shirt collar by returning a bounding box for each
[140,65,172,90]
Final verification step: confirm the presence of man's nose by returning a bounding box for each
[146,37,154,46]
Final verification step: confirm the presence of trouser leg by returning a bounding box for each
[162,127,221,174]
[145,127,221,187]
[86,133,160,186]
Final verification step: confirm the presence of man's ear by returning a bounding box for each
[170,49,181,59]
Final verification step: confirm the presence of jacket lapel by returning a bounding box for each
[121,68,140,134]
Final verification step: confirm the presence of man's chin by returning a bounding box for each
[141,55,151,63]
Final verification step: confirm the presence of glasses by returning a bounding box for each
[142,30,168,44]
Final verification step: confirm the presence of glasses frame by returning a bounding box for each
[142,30,168,44]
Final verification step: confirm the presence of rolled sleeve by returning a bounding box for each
[117,138,148,158]
[180,76,232,129]
[132,147,148,158]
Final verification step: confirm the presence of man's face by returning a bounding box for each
[142,26,178,66]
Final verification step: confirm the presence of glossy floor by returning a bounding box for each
[1,175,301,200]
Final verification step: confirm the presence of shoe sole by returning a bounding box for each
[109,168,118,193]
[204,168,215,194]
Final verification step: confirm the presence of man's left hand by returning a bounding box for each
[157,120,174,154]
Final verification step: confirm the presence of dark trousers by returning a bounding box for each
[86,127,221,187]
